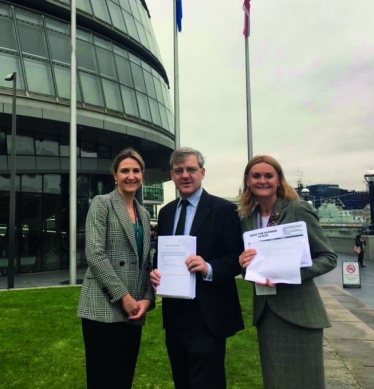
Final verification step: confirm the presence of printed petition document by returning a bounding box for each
[156,235,196,299]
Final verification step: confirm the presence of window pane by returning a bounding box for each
[0,130,6,155]
[0,16,18,51]
[159,104,169,131]
[90,0,111,24]
[135,21,149,49]
[59,137,70,157]
[48,30,70,64]
[44,175,61,194]
[123,12,139,41]
[22,175,42,193]
[81,142,97,158]
[0,52,25,89]
[121,86,139,117]
[24,59,55,95]
[154,77,164,104]
[77,40,97,72]
[80,73,104,106]
[18,22,48,58]
[130,63,146,92]
[129,0,141,21]
[136,92,151,121]
[77,0,93,14]
[107,1,127,32]
[119,0,131,13]
[143,71,156,99]
[102,79,123,111]
[35,134,59,156]
[149,98,162,126]
[115,55,133,87]
[8,131,34,155]
[96,47,116,79]
[54,65,82,101]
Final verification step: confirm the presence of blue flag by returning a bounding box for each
[176,0,183,32]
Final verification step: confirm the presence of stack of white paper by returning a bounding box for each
[156,235,196,299]
[243,221,312,284]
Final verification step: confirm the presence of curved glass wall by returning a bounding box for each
[0,3,174,134]
[53,0,161,62]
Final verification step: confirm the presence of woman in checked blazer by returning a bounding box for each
[238,155,337,389]
[77,148,155,389]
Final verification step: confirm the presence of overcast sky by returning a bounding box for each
[149,0,374,203]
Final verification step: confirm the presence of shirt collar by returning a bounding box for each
[178,187,203,208]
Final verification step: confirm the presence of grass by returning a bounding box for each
[0,280,262,389]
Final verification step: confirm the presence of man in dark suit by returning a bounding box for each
[151,147,244,389]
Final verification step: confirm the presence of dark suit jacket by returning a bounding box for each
[241,198,337,329]
[154,189,245,339]
[77,189,155,324]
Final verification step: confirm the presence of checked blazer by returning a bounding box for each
[241,198,337,329]
[77,189,155,325]
[155,189,245,339]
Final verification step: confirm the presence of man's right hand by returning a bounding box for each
[150,269,161,290]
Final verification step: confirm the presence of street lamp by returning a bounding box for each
[364,169,374,234]
[301,186,310,201]
[4,72,16,289]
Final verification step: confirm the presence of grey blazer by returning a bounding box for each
[77,189,155,324]
[241,198,337,329]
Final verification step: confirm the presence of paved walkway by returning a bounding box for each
[1,254,374,388]
[316,254,374,388]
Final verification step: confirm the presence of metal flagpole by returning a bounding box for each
[173,0,180,149]
[69,0,77,285]
[245,37,253,160]
[243,0,253,160]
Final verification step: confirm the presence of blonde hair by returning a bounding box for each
[238,155,299,216]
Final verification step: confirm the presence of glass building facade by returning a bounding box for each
[0,0,173,275]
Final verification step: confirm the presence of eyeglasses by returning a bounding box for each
[172,166,201,175]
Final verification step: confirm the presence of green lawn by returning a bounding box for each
[0,280,262,389]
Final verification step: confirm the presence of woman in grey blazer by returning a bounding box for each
[77,148,155,389]
[238,155,337,389]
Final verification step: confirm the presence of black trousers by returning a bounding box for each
[164,299,226,389]
[82,318,142,389]
[358,251,365,266]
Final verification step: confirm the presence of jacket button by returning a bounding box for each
[119,261,125,266]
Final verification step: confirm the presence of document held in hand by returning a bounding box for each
[156,235,196,299]
[242,221,312,284]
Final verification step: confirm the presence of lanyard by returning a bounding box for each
[133,204,140,240]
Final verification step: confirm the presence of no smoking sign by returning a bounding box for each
[342,261,361,288]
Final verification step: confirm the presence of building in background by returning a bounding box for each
[0,0,173,275]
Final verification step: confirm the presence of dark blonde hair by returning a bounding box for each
[238,155,299,216]
[111,148,145,174]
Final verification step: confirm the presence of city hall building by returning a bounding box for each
[0,0,174,274]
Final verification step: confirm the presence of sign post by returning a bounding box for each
[342,261,361,288]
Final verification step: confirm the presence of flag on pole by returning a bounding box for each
[176,0,183,32]
[243,0,250,37]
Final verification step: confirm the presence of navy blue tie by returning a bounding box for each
[175,200,189,235]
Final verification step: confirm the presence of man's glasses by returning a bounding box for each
[172,166,200,176]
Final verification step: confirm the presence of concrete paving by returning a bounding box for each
[1,253,374,388]
[316,254,374,388]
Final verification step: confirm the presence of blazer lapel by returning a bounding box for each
[110,189,138,256]
[271,197,288,225]
[190,189,211,236]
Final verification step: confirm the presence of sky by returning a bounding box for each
[149,0,374,204]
